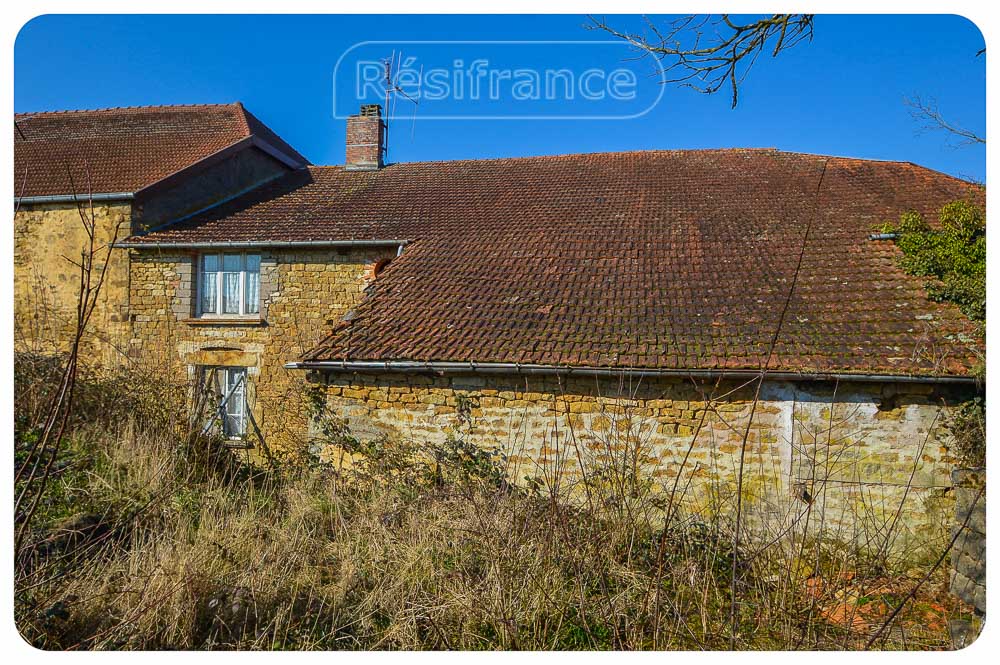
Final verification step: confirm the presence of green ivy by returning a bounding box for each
[882,199,985,323]
[882,198,986,468]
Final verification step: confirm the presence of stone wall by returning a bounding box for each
[127,246,398,454]
[14,202,132,364]
[950,468,985,614]
[314,371,970,555]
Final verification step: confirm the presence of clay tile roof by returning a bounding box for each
[14,102,308,197]
[128,148,984,377]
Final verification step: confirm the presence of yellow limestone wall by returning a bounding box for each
[14,202,132,364]
[126,247,398,455]
[315,371,968,555]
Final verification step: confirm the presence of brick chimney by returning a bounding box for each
[345,104,385,170]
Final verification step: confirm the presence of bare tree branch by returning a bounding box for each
[14,160,127,555]
[588,14,815,108]
[904,95,985,147]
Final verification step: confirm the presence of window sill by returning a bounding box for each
[183,317,266,327]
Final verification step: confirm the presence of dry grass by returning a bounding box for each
[14,358,972,650]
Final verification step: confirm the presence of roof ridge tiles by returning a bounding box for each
[232,101,252,135]
[14,102,242,117]
[300,147,974,172]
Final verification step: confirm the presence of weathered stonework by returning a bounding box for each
[950,468,985,613]
[126,247,398,454]
[14,202,132,364]
[314,372,969,555]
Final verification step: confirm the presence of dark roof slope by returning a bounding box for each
[14,103,308,197]
[130,149,984,377]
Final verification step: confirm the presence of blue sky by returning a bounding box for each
[15,14,986,181]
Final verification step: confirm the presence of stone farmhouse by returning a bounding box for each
[14,103,309,365]
[14,102,984,548]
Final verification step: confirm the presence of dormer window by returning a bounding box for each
[198,252,260,317]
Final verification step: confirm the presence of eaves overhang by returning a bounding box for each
[14,192,134,206]
[116,239,410,250]
[284,359,979,386]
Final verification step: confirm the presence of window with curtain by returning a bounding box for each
[198,252,261,317]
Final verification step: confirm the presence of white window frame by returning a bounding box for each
[197,251,261,318]
[201,366,248,439]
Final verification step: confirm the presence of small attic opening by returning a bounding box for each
[373,258,392,278]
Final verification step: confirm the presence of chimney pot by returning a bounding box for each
[346,104,385,170]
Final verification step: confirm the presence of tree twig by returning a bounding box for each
[588,14,815,107]
[904,95,985,147]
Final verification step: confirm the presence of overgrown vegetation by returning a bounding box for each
[881,198,986,467]
[15,356,972,650]
[882,199,986,324]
